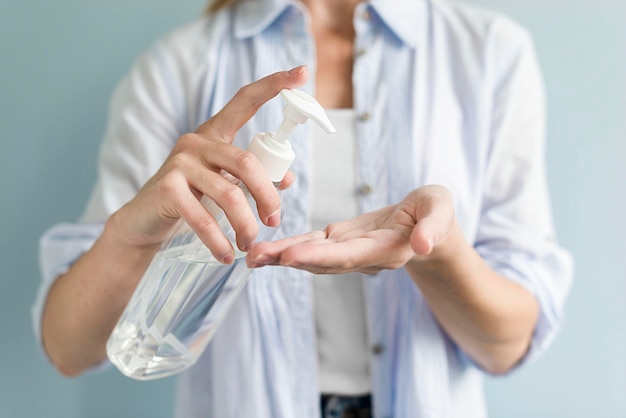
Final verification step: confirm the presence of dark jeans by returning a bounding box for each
[320,394,372,418]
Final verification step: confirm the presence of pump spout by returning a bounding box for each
[275,89,336,141]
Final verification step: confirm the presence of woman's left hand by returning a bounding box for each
[248,184,540,374]
[246,185,455,274]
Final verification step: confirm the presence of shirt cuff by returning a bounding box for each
[464,244,573,375]
[33,222,111,373]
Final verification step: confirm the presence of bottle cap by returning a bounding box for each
[247,89,335,182]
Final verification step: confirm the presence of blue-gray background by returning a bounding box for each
[1,0,624,416]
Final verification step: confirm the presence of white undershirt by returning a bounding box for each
[310,109,371,395]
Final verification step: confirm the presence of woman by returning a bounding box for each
[34,0,573,416]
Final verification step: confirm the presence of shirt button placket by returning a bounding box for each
[353,3,378,215]
[353,10,368,64]
[355,108,373,203]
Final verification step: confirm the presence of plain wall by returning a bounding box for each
[1,0,624,417]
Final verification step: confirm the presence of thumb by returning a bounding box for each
[410,217,436,256]
[408,186,455,256]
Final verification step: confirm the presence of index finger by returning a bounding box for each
[196,65,309,140]
[246,230,326,267]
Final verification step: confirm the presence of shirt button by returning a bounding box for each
[361,9,371,20]
[357,184,373,195]
[357,112,371,122]
[372,343,385,355]
[354,48,367,58]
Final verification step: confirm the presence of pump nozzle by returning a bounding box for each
[273,89,336,143]
[247,88,335,182]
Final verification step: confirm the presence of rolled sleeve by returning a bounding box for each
[32,223,103,364]
[473,24,574,370]
[475,240,573,368]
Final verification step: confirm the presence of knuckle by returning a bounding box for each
[176,132,201,149]
[166,152,191,171]
[157,172,184,197]
[236,85,259,107]
[233,149,259,172]
[194,216,217,234]
[220,183,245,206]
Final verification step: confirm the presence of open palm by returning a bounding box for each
[246,185,455,274]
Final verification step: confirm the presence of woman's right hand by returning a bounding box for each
[42,66,308,377]
[111,66,308,264]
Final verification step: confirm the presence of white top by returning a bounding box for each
[310,109,370,395]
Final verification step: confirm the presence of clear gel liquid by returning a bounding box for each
[106,242,250,380]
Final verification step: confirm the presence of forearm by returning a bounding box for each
[41,211,158,376]
[405,221,539,375]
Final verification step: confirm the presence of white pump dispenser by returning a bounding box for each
[248,89,335,182]
[107,89,334,380]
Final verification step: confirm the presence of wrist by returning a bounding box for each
[98,210,161,290]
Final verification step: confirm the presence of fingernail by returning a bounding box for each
[426,237,435,254]
[288,65,306,75]
[267,209,281,227]
[223,253,234,264]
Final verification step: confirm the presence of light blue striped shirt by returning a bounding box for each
[34,0,573,416]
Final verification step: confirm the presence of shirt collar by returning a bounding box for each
[233,0,296,39]
[368,0,426,48]
[233,0,427,47]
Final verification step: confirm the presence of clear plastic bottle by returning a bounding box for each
[107,89,335,380]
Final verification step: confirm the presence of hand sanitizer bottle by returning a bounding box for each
[106,89,335,380]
